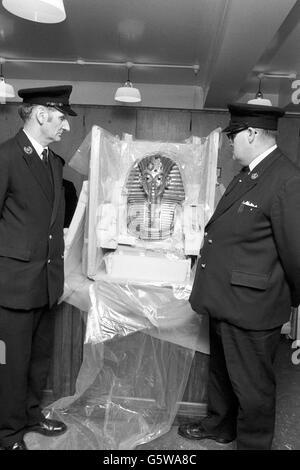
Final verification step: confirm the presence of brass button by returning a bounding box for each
[201,263,206,268]
[47,259,51,264]
[208,239,213,244]
[204,232,208,236]
[49,234,52,240]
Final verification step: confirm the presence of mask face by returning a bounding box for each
[139,155,172,198]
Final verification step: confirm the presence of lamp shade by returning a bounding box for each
[114,80,141,103]
[247,97,272,106]
[0,76,15,104]
[2,0,66,23]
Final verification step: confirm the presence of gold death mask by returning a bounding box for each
[126,154,185,240]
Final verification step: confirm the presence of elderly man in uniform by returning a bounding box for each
[178,102,300,450]
[0,85,77,450]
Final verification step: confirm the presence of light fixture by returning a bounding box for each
[0,56,200,103]
[0,58,15,104]
[248,76,272,106]
[114,62,141,103]
[2,0,66,24]
[260,72,296,79]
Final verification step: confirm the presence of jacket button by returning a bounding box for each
[47,259,51,264]
[201,263,206,268]
[208,239,213,244]
[204,232,208,237]
[49,234,53,240]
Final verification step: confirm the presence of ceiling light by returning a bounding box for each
[0,58,15,104]
[248,97,272,106]
[248,76,272,106]
[114,81,141,103]
[114,63,141,103]
[2,0,66,24]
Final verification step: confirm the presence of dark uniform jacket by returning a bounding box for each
[190,148,300,330]
[62,179,78,228]
[0,129,65,310]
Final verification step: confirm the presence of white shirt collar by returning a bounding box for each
[249,144,277,171]
[22,129,48,160]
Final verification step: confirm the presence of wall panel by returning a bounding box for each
[278,116,300,164]
[191,109,241,186]
[82,105,137,139]
[136,109,191,141]
[0,103,22,139]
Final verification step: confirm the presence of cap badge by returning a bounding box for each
[23,146,33,155]
[251,172,259,180]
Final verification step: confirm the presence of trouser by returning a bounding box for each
[201,318,282,450]
[0,305,55,446]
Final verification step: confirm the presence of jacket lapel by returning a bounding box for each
[16,130,53,205]
[208,176,258,225]
[207,148,282,227]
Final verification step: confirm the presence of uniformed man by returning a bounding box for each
[0,85,77,450]
[178,102,300,450]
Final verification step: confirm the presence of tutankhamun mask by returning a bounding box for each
[126,154,185,240]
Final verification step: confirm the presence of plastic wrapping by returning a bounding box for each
[61,269,209,354]
[86,280,209,352]
[28,127,220,450]
[70,127,220,280]
[25,336,196,450]
[68,131,92,176]
[31,269,208,450]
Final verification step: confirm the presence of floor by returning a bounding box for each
[137,336,300,451]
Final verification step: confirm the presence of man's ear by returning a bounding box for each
[248,127,257,143]
[35,106,48,125]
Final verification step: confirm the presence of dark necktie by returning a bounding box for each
[241,165,250,173]
[41,148,53,187]
[41,148,48,165]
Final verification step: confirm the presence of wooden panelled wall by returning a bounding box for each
[0,103,300,418]
[1,103,300,192]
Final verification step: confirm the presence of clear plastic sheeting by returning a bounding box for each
[86,280,209,353]
[25,336,195,450]
[68,126,220,280]
[27,126,218,450]
[68,131,92,176]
